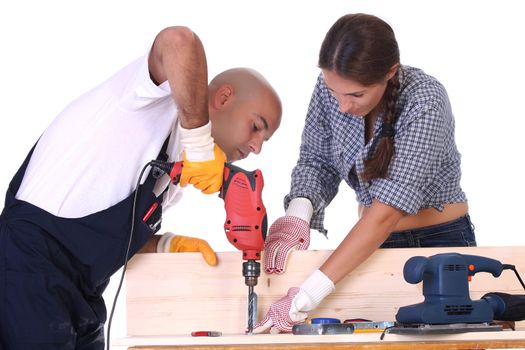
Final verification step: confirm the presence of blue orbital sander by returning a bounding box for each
[386,253,525,335]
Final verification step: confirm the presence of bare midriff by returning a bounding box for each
[359,202,469,232]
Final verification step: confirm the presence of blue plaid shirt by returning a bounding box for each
[285,66,467,234]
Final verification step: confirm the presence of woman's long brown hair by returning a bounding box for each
[318,13,401,181]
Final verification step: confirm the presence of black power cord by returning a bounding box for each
[502,264,525,291]
[105,159,176,349]
[106,161,153,350]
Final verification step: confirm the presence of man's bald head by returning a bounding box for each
[210,68,280,105]
[208,68,282,161]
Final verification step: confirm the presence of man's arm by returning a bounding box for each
[138,235,162,253]
[148,26,209,129]
[149,26,226,194]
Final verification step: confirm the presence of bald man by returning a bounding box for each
[144,68,282,256]
[0,26,281,349]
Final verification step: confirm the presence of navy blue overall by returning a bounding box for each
[0,142,168,349]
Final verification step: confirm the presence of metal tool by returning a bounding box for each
[292,323,355,335]
[345,321,395,333]
[191,331,222,337]
[386,322,502,335]
[219,163,267,334]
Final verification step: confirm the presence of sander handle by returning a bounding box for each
[461,254,503,277]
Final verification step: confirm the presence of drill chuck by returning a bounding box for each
[243,260,261,287]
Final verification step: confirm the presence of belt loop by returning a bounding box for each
[407,231,418,247]
[465,214,475,232]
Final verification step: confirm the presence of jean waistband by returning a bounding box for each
[391,214,472,235]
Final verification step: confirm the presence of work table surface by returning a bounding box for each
[115,329,525,349]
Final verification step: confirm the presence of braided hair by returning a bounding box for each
[318,13,401,181]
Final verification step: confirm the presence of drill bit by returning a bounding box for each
[247,286,258,333]
[244,260,260,334]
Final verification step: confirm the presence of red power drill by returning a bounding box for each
[219,163,267,333]
[147,160,267,333]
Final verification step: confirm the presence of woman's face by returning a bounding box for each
[322,69,390,117]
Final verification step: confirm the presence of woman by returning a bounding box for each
[254,13,475,333]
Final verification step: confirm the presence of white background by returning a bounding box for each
[1,0,524,345]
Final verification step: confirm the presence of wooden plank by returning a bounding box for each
[128,339,525,350]
[125,246,525,336]
[127,340,525,350]
[115,330,525,349]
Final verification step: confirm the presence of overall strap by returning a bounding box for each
[142,135,171,189]
[8,142,38,196]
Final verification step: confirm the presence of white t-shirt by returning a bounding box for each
[16,51,183,218]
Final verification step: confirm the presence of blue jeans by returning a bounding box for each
[379,214,477,248]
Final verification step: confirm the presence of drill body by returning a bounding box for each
[219,163,267,286]
[159,160,267,270]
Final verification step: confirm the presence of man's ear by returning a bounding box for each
[211,85,234,110]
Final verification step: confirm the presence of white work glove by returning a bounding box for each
[253,269,335,333]
[263,198,313,274]
[178,121,226,194]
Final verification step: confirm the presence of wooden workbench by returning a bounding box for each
[116,246,525,349]
[115,330,525,349]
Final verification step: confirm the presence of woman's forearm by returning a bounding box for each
[320,200,403,284]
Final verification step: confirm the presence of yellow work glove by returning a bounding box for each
[180,144,226,194]
[157,232,217,266]
[178,121,226,194]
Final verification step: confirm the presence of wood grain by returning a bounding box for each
[125,246,525,337]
